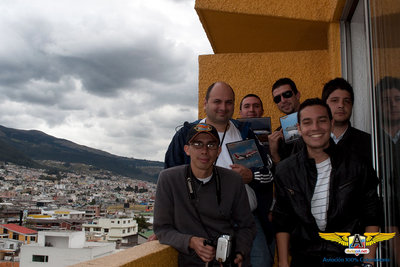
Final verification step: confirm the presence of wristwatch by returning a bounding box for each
[361,263,373,267]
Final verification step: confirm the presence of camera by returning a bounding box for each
[215,235,232,263]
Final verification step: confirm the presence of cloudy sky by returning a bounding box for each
[0,0,212,162]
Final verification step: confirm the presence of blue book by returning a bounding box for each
[280,112,301,144]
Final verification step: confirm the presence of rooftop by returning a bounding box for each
[1,224,37,235]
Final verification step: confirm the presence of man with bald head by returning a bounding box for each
[165,81,274,267]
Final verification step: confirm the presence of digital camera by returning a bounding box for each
[215,235,232,263]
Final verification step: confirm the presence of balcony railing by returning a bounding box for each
[70,241,178,267]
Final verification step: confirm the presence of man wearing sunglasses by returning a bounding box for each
[268,78,302,164]
[155,123,256,266]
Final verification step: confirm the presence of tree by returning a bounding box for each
[135,215,151,231]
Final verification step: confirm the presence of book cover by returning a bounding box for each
[237,117,271,145]
[280,112,301,144]
[226,139,264,168]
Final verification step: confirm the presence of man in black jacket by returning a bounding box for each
[273,98,380,267]
[322,78,372,165]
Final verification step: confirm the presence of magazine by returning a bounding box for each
[226,139,264,168]
[237,117,271,145]
[280,112,301,144]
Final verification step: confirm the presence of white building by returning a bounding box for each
[20,231,115,267]
[41,209,86,219]
[0,238,23,261]
[83,217,138,245]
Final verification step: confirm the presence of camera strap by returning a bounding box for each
[213,122,229,166]
[185,165,221,240]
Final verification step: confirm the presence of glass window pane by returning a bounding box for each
[370,0,400,265]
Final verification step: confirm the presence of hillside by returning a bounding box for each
[0,125,163,183]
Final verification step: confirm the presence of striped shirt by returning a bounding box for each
[311,158,332,231]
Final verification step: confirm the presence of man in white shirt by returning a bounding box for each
[273,98,380,267]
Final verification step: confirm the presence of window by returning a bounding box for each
[31,236,36,242]
[9,244,14,249]
[340,0,372,133]
[3,229,8,234]
[12,233,18,240]
[32,255,48,262]
[122,230,125,234]
[104,228,109,233]
[342,1,400,266]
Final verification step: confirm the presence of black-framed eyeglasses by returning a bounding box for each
[190,141,219,150]
[273,91,294,104]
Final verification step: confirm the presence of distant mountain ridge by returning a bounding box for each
[0,125,163,183]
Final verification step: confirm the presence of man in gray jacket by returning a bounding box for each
[154,123,256,266]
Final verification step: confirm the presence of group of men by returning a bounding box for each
[153,77,383,267]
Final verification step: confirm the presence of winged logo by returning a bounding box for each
[364,232,396,246]
[319,232,395,247]
[319,232,351,246]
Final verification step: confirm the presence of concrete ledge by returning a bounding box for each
[70,241,178,267]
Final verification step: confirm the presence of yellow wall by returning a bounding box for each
[196,0,344,126]
[198,49,341,128]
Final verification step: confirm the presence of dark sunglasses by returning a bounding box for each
[273,91,294,104]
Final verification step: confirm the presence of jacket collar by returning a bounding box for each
[299,138,337,163]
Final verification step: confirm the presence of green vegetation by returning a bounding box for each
[135,215,151,231]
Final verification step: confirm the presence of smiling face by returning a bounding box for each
[184,133,221,178]
[298,105,332,151]
[240,96,264,118]
[326,89,353,125]
[272,84,300,114]
[204,82,235,125]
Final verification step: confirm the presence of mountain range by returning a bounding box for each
[0,125,163,183]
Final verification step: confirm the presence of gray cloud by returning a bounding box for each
[0,0,211,161]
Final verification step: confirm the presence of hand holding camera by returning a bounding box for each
[189,236,215,263]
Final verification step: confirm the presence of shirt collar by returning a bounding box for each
[330,125,349,144]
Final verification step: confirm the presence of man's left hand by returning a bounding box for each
[230,164,253,184]
[233,253,243,267]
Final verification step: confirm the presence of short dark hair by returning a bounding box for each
[297,98,332,123]
[376,76,400,92]
[272,78,298,94]
[205,82,235,101]
[321,78,354,104]
[239,94,264,110]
